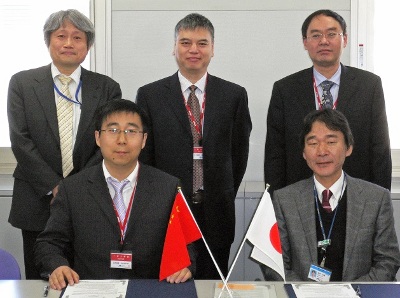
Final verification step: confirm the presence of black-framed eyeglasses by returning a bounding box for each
[99,128,144,138]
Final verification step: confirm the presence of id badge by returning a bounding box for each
[308,264,332,282]
[193,147,203,160]
[110,250,132,269]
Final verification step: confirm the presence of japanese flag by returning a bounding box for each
[246,189,285,280]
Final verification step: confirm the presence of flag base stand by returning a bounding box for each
[213,282,277,298]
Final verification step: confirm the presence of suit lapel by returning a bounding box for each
[124,164,155,239]
[337,64,357,111]
[164,73,192,135]
[343,177,365,277]
[202,74,221,140]
[34,65,59,142]
[87,165,120,232]
[74,68,100,150]
[296,178,318,264]
[297,67,316,112]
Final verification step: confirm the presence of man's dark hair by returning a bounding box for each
[301,9,347,39]
[300,109,354,149]
[175,13,214,42]
[95,99,149,133]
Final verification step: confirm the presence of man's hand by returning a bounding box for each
[49,266,79,290]
[166,267,192,283]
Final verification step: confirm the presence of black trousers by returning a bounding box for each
[194,239,231,279]
[22,230,42,279]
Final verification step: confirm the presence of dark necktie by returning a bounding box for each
[322,189,333,213]
[187,85,203,193]
[320,80,334,109]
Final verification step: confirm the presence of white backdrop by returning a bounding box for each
[111,7,350,184]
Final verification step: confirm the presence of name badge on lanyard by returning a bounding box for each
[109,166,139,270]
[110,251,132,269]
[308,264,332,282]
[193,146,203,160]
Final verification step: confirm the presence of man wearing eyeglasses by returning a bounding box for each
[264,9,391,198]
[34,99,196,290]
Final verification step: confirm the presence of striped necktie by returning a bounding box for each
[107,177,130,223]
[57,75,74,177]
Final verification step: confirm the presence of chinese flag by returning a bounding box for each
[159,190,202,281]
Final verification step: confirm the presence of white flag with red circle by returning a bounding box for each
[246,189,285,280]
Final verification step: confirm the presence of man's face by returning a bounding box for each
[303,15,347,69]
[174,28,214,80]
[303,121,352,187]
[49,21,89,74]
[95,112,147,177]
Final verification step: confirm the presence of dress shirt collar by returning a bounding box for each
[51,63,81,84]
[102,160,139,187]
[314,170,346,210]
[178,71,207,94]
[313,66,341,87]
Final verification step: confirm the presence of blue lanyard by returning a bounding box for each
[53,79,82,105]
[314,174,347,242]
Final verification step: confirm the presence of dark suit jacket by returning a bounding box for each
[34,163,196,279]
[136,72,252,248]
[264,64,392,194]
[273,175,400,281]
[7,64,122,231]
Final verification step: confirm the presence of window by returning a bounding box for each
[373,2,399,149]
[352,0,399,181]
[0,0,90,147]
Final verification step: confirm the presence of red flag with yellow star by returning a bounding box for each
[159,189,202,281]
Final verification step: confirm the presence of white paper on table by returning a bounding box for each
[61,279,128,298]
[292,283,359,298]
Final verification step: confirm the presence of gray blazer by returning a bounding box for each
[273,175,400,281]
[7,64,122,231]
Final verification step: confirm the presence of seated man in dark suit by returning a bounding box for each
[34,99,196,290]
[267,109,400,281]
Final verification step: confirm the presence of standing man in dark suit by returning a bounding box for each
[35,99,196,290]
[136,13,252,279]
[7,9,122,279]
[264,9,391,195]
[270,109,400,281]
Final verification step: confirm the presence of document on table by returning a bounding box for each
[214,282,277,298]
[291,283,358,298]
[61,280,128,298]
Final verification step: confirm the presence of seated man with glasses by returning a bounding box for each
[34,99,197,290]
[264,9,391,200]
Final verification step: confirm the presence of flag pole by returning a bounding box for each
[178,188,233,298]
[226,184,270,280]
[217,234,247,298]
[218,184,271,298]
